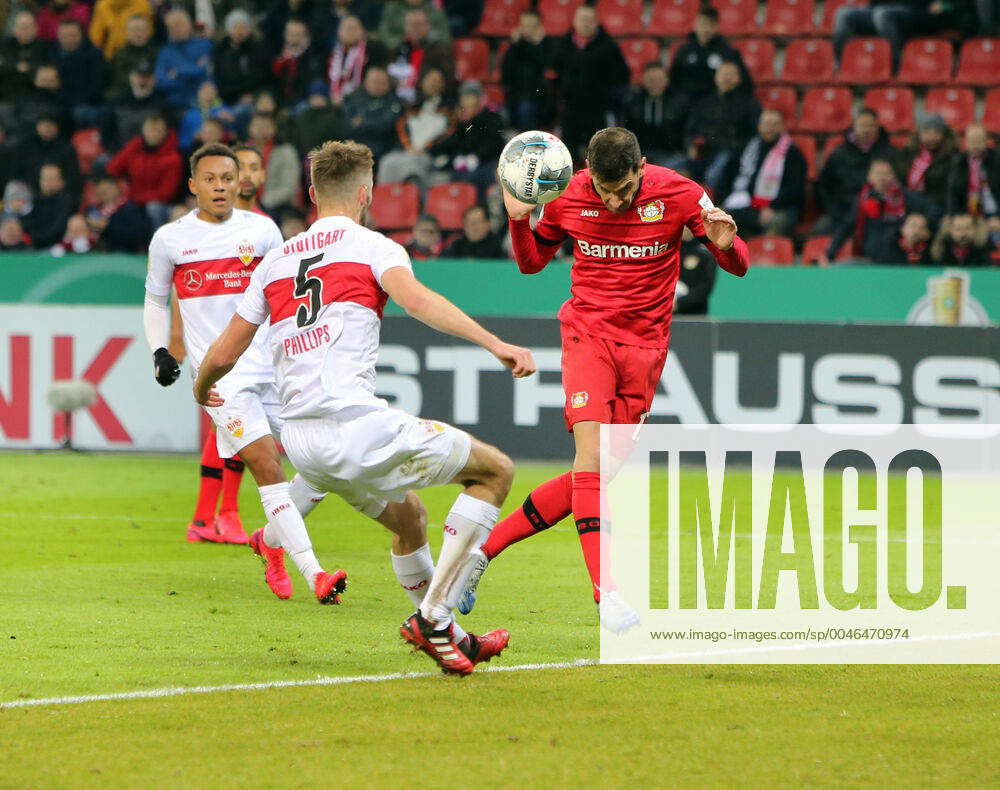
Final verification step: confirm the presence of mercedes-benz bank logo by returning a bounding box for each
[184,269,203,291]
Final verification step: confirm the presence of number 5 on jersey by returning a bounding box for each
[294,253,324,328]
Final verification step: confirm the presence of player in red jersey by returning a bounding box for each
[458,127,750,631]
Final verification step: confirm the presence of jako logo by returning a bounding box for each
[402,579,428,591]
[580,209,599,217]
[444,525,457,535]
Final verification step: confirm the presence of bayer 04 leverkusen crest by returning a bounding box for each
[637,200,665,223]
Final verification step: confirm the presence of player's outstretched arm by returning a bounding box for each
[192,314,260,406]
[699,207,750,277]
[382,267,536,378]
[501,181,562,275]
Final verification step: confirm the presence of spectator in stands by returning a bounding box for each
[262,0,331,59]
[816,109,897,236]
[622,62,686,168]
[932,213,991,266]
[55,20,107,127]
[884,212,934,265]
[720,109,806,238]
[901,114,956,218]
[82,174,149,251]
[674,228,716,315]
[380,0,451,52]
[0,216,31,249]
[89,0,152,61]
[377,67,452,186]
[2,181,33,221]
[0,122,15,196]
[272,19,327,107]
[106,60,170,149]
[38,0,92,43]
[108,14,157,96]
[0,13,53,107]
[826,158,939,263]
[51,214,96,254]
[24,163,74,248]
[550,4,629,161]
[15,114,81,200]
[668,6,752,109]
[501,9,554,131]
[280,208,307,239]
[106,113,183,228]
[429,80,503,197]
[179,81,237,152]
[444,204,505,258]
[948,123,1000,228]
[289,83,344,156]
[192,116,226,148]
[246,112,300,216]
[154,9,213,109]
[684,60,760,192]
[387,8,453,104]
[342,65,402,162]
[406,214,443,259]
[327,15,388,105]
[15,64,68,137]
[214,10,271,106]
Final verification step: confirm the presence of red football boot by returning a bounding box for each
[313,570,348,604]
[399,612,474,676]
[459,629,510,665]
[215,510,249,545]
[249,528,293,600]
[186,518,222,543]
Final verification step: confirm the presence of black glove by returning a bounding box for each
[153,347,180,387]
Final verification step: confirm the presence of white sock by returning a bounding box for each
[263,475,326,549]
[392,544,467,641]
[259,482,322,590]
[419,493,499,629]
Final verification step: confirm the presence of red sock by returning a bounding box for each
[220,457,245,513]
[482,472,573,560]
[193,432,223,523]
[572,471,605,602]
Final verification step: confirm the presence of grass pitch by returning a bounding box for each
[1,453,997,789]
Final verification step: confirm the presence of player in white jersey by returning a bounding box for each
[143,143,348,605]
[193,141,537,675]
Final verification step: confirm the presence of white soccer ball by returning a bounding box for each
[498,131,573,205]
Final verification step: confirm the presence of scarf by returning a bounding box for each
[723,133,792,211]
[899,238,928,264]
[907,147,933,191]
[328,39,366,102]
[855,181,906,251]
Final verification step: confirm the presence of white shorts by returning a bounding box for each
[280,407,472,518]
[205,379,283,459]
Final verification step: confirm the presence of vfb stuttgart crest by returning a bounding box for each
[226,417,244,438]
[637,200,665,223]
[236,240,255,265]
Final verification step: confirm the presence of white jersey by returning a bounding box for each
[145,208,284,383]
[236,215,412,420]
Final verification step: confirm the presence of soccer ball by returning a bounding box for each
[497,131,573,205]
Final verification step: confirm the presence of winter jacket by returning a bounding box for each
[444,232,506,259]
[15,134,82,198]
[89,0,152,59]
[55,41,107,107]
[817,130,898,223]
[341,89,403,160]
[668,32,754,106]
[271,44,327,106]
[675,241,716,315]
[828,186,938,262]
[936,240,991,267]
[550,28,628,114]
[622,87,687,155]
[0,38,53,101]
[214,36,271,105]
[108,42,159,96]
[24,190,75,248]
[106,129,184,205]
[154,37,214,108]
[37,2,92,42]
[429,107,504,165]
[899,134,958,217]
[947,148,1000,219]
[379,0,451,51]
[288,104,344,158]
[684,89,760,156]
[719,136,808,213]
[105,87,172,150]
[500,36,554,120]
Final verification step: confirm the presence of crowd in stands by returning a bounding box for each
[0,0,997,268]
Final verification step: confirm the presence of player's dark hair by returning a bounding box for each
[189,142,239,176]
[587,127,642,183]
[232,143,264,164]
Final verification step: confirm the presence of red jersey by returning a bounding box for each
[509,165,749,349]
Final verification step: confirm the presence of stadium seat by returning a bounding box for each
[863,87,914,133]
[426,182,478,231]
[649,0,700,36]
[792,134,817,180]
[596,0,643,36]
[836,37,891,84]
[483,82,505,110]
[71,128,104,176]
[955,38,1000,86]
[983,88,1000,135]
[819,0,867,34]
[763,0,815,36]
[621,38,661,83]
[714,0,758,36]
[388,231,413,247]
[538,0,583,35]
[781,38,835,85]
[923,87,975,130]
[370,183,419,230]
[476,0,531,36]
[897,38,954,84]
[454,38,490,82]
[756,86,798,125]
[796,86,852,133]
[733,38,777,83]
[748,236,795,266]
[488,41,510,82]
[801,234,851,264]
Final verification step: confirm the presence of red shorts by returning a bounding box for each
[560,323,668,432]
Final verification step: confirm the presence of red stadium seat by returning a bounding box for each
[454,38,490,82]
[836,37,891,84]
[897,38,954,84]
[984,88,1000,135]
[649,0,700,36]
[791,134,817,180]
[538,0,583,35]
[596,0,642,36]
[763,0,815,36]
[819,0,867,34]
[756,86,798,125]
[797,86,852,133]
[476,0,531,36]
[388,231,413,246]
[801,235,851,264]
[819,134,844,171]
[781,38,834,85]
[71,128,105,176]
[483,82,505,110]
[733,38,777,83]
[425,182,478,231]
[923,87,975,130]
[621,38,661,83]
[488,41,510,82]
[955,38,1000,86]
[370,183,419,230]
[863,87,914,133]
[714,0,758,36]
[748,236,795,266]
